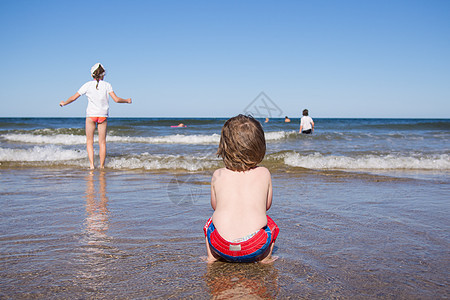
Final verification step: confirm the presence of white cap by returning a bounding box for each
[91,63,106,76]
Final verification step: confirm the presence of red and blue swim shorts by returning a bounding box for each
[204,215,279,263]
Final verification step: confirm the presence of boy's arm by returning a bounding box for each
[109,91,132,104]
[266,173,273,210]
[210,174,217,210]
[60,93,80,107]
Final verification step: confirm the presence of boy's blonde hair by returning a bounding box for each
[217,114,266,171]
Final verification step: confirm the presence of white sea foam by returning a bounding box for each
[2,134,86,145]
[2,131,289,146]
[264,131,292,141]
[280,152,450,170]
[0,146,85,162]
[2,145,448,172]
[0,145,219,170]
[107,134,221,144]
[108,154,220,171]
[1,133,221,145]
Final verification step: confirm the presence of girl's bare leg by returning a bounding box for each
[97,120,107,168]
[85,118,96,169]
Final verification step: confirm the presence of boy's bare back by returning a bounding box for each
[204,114,278,263]
[211,166,272,241]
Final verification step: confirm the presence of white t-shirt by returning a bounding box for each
[77,80,113,117]
[300,116,314,131]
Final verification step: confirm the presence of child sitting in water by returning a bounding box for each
[204,114,279,263]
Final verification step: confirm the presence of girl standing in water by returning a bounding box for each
[60,63,132,169]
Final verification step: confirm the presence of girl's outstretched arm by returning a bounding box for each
[109,91,132,104]
[60,93,80,107]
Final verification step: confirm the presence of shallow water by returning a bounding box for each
[1,117,449,298]
[1,167,448,298]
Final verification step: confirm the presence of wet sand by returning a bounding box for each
[0,167,449,298]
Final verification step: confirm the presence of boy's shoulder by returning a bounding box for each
[211,168,228,185]
[212,167,229,177]
[251,166,271,175]
[212,166,270,177]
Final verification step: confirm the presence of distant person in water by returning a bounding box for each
[284,116,291,123]
[265,117,269,123]
[299,109,314,134]
[204,114,279,263]
[60,63,132,169]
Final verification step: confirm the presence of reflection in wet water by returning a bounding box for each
[78,171,111,284]
[206,261,279,299]
[84,170,110,245]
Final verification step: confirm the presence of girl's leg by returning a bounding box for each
[97,120,107,169]
[85,118,96,169]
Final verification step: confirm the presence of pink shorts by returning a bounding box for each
[89,117,107,124]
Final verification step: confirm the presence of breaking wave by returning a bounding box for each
[1,131,291,145]
[273,152,450,170]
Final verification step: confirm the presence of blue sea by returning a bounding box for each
[1,118,448,177]
[0,117,449,298]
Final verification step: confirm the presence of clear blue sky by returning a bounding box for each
[1,0,449,118]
